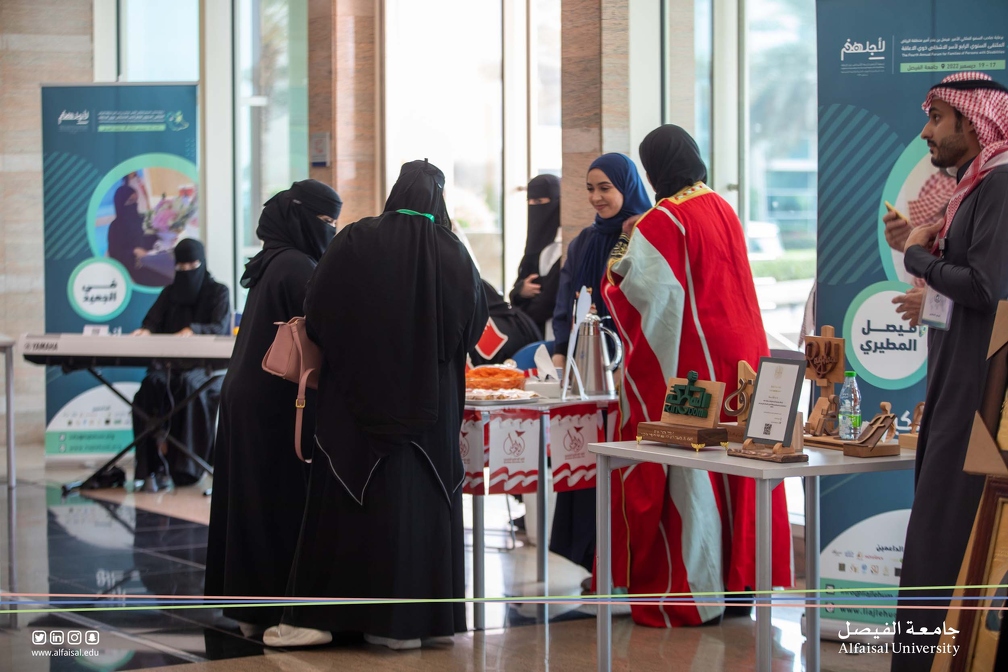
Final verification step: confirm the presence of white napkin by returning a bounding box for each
[533,344,558,381]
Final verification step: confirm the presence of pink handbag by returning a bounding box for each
[262,316,320,461]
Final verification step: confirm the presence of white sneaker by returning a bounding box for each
[363,633,422,650]
[236,621,265,638]
[263,624,332,648]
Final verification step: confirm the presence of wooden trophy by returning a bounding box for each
[843,401,900,458]
[729,413,809,463]
[803,325,847,450]
[898,402,924,450]
[637,371,728,451]
[719,360,757,444]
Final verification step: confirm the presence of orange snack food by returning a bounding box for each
[465,366,526,391]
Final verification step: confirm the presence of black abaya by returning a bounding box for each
[282,160,488,640]
[132,261,230,484]
[205,179,340,627]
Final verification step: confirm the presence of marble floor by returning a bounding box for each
[0,440,892,671]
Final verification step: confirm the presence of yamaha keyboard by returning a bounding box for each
[20,333,235,370]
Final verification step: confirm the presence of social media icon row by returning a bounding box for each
[32,630,99,646]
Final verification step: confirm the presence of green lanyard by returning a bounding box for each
[395,208,435,222]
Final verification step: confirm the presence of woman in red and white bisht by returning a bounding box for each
[599,124,793,627]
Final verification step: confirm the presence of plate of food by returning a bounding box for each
[465,388,541,405]
[466,365,526,391]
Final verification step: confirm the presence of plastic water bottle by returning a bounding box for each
[838,371,862,441]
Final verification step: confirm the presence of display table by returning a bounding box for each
[464,394,616,630]
[588,440,917,672]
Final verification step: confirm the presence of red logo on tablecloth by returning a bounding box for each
[563,427,585,454]
[503,431,526,457]
[474,317,508,360]
[460,436,470,459]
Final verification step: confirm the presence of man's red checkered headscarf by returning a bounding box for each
[922,72,1008,249]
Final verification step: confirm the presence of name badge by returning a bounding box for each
[920,285,953,330]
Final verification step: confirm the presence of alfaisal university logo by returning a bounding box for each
[58,110,89,126]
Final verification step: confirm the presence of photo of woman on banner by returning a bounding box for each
[103,168,200,287]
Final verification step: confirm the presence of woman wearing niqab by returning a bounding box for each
[131,239,231,490]
[263,160,488,650]
[509,174,562,335]
[205,179,342,635]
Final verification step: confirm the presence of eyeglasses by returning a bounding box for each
[174,260,202,272]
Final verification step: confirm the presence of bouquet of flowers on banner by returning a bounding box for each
[144,186,198,236]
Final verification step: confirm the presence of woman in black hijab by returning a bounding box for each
[106,182,163,286]
[509,174,562,335]
[263,160,488,650]
[131,239,231,491]
[205,179,341,638]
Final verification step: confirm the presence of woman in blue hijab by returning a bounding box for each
[550,153,651,367]
[548,153,650,573]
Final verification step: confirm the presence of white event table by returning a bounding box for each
[589,440,917,672]
[464,394,616,630]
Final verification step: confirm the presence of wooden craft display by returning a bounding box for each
[719,361,756,443]
[898,402,924,450]
[802,325,845,448]
[842,402,900,458]
[728,413,809,463]
[637,371,728,451]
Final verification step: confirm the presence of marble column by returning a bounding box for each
[560,0,631,248]
[0,0,93,436]
[308,0,383,226]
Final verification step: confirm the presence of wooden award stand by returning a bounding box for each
[728,413,809,463]
[637,371,728,451]
[842,402,900,458]
[802,325,846,450]
[898,401,924,450]
[718,361,756,444]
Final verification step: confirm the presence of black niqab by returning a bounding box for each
[241,180,342,288]
[639,124,708,201]
[517,174,561,280]
[169,239,207,305]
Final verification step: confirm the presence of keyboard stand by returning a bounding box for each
[62,366,220,495]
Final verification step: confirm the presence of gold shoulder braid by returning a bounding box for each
[668,181,712,204]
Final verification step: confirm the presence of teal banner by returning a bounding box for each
[816,0,1008,632]
[41,84,199,456]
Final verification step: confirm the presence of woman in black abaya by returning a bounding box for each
[509,174,562,336]
[131,239,231,491]
[263,160,488,650]
[205,179,342,637]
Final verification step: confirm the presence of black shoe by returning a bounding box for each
[154,472,174,492]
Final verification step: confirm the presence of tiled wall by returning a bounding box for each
[308,0,382,227]
[1,1,94,441]
[560,0,631,250]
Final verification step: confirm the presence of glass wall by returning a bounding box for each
[531,0,562,178]
[746,0,817,347]
[385,0,504,289]
[234,0,309,308]
[119,0,200,82]
[694,0,713,167]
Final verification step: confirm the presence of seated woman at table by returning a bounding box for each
[131,239,231,492]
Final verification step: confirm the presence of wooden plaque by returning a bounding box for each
[659,371,725,430]
[804,325,846,385]
[638,423,727,450]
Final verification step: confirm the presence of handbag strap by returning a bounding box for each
[292,318,313,463]
[294,365,315,462]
